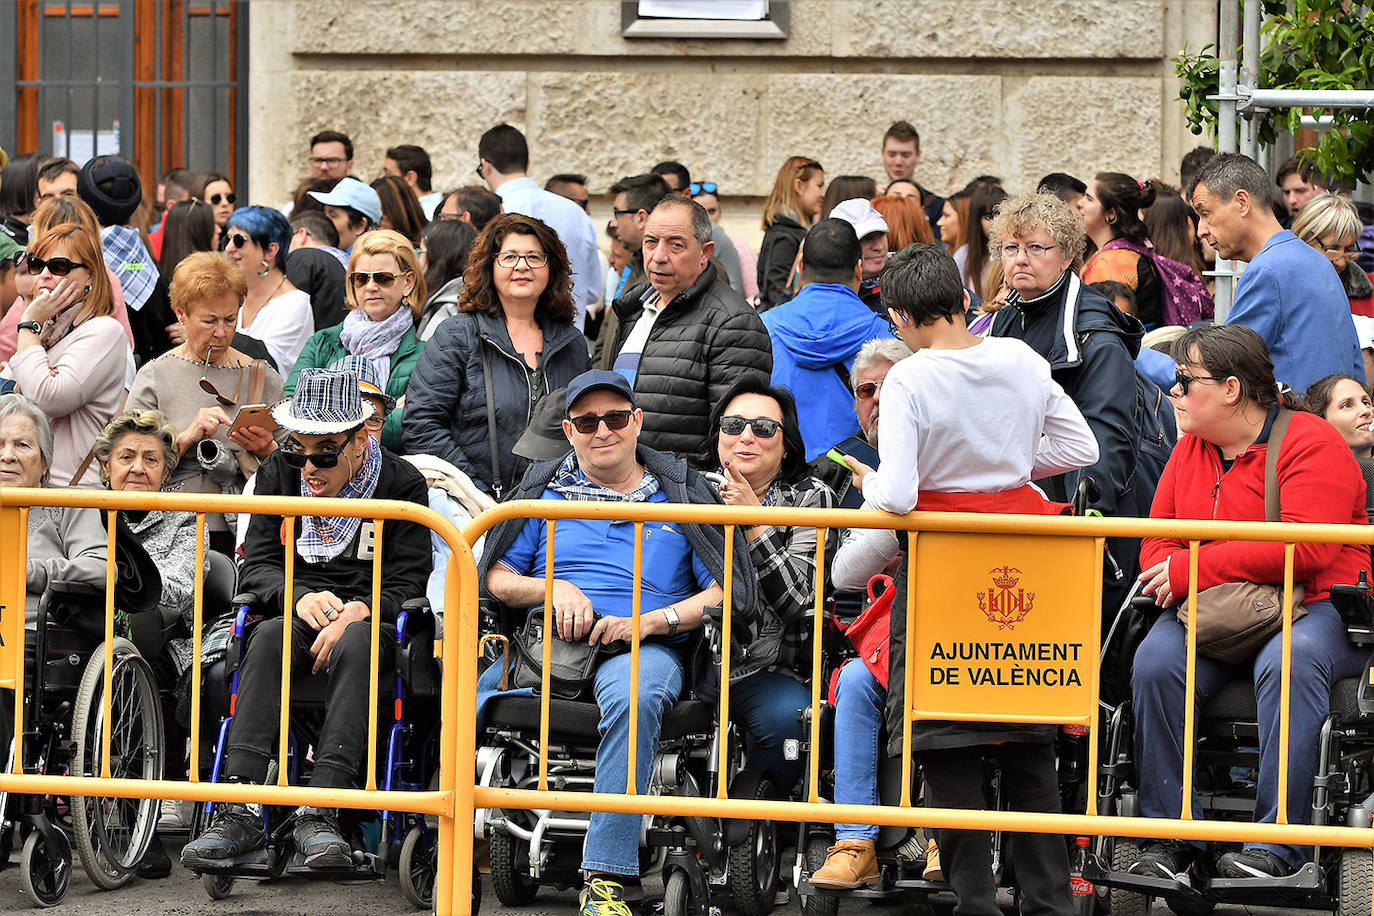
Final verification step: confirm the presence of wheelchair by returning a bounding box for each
[1081,583,1374,916]
[475,603,789,916]
[187,590,442,910]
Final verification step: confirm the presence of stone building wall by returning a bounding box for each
[249,0,1217,243]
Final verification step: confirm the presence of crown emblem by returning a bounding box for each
[977,566,1035,630]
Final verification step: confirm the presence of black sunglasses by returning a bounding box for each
[280,446,347,470]
[27,255,87,277]
[567,410,633,434]
[689,181,718,196]
[225,232,252,249]
[1173,369,1229,395]
[720,415,782,438]
[208,192,236,206]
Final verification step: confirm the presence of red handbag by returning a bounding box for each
[832,574,895,692]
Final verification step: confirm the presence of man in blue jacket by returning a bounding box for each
[762,217,893,461]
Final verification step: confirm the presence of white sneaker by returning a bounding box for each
[158,799,183,830]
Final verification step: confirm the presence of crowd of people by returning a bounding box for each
[2,117,1374,916]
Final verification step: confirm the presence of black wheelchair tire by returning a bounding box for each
[399,824,437,910]
[800,833,840,916]
[726,775,780,916]
[202,870,235,899]
[1108,838,1150,916]
[1340,848,1373,916]
[663,867,693,916]
[489,830,538,906]
[19,828,70,908]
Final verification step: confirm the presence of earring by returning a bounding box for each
[257,259,271,277]
[401,296,410,310]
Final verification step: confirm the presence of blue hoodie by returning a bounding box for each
[761,282,893,461]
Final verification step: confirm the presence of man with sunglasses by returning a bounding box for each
[182,367,431,873]
[476,368,757,916]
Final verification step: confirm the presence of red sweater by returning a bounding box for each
[1140,410,1371,603]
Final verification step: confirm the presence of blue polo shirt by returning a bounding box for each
[496,488,716,622]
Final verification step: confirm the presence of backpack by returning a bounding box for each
[1129,369,1178,506]
[1104,237,1214,327]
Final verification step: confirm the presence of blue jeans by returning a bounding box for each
[731,670,810,793]
[1132,599,1364,866]
[832,661,886,841]
[474,643,684,877]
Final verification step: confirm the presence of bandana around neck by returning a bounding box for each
[296,435,382,563]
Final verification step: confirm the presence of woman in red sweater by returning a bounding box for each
[1130,324,1370,881]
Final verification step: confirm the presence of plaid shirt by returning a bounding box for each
[101,225,160,312]
[548,452,661,502]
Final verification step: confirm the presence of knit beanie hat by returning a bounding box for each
[77,156,142,227]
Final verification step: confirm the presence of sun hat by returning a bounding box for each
[328,354,397,413]
[270,367,375,435]
[307,177,382,225]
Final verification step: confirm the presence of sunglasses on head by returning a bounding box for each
[208,193,236,206]
[689,182,718,196]
[349,270,403,288]
[720,415,782,438]
[280,445,347,470]
[27,255,87,277]
[225,232,251,249]
[854,380,884,401]
[567,410,633,434]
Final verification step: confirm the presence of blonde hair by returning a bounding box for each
[761,156,823,230]
[170,251,247,315]
[93,408,180,487]
[987,192,1087,265]
[345,228,426,320]
[27,224,114,318]
[1291,192,1362,248]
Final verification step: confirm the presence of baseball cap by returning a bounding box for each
[513,388,573,461]
[565,370,636,413]
[308,177,382,225]
[829,198,889,240]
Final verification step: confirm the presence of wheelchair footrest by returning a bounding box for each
[284,849,385,881]
[1206,862,1324,895]
[1081,856,1205,905]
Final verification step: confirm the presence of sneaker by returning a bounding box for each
[1216,848,1291,879]
[579,875,633,916]
[809,838,880,889]
[893,831,925,864]
[1128,840,1198,882]
[180,803,265,868]
[292,806,352,868]
[158,799,183,831]
[922,837,944,882]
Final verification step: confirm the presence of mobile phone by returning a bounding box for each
[825,448,852,469]
[229,404,276,435]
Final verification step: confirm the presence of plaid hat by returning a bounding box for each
[328,354,396,413]
[77,156,143,227]
[513,387,572,461]
[565,369,636,413]
[308,177,382,225]
[270,367,376,435]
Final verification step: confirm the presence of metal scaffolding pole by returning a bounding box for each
[1210,0,1241,321]
[1239,0,1262,162]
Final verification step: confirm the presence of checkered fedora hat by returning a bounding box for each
[270,367,376,435]
[328,354,396,413]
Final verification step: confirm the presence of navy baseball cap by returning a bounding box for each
[565,370,636,413]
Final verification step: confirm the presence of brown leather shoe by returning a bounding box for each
[809,838,880,889]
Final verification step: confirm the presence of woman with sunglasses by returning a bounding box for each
[196,172,237,231]
[757,156,824,310]
[128,251,284,553]
[1131,324,1369,881]
[0,222,131,487]
[403,212,590,498]
[1291,193,1374,318]
[288,229,426,452]
[225,206,314,378]
[705,378,836,794]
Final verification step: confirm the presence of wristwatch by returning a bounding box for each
[17,321,42,335]
[662,605,680,638]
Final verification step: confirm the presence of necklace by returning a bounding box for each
[246,273,288,315]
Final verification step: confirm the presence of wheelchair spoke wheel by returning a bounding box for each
[399,824,437,910]
[20,828,71,908]
[71,637,164,890]
[489,829,539,906]
[727,776,780,916]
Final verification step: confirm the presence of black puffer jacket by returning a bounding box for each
[611,267,771,463]
[402,310,590,497]
[756,214,805,310]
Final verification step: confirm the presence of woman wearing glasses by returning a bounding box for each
[1291,193,1374,318]
[404,213,590,498]
[0,222,131,487]
[225,206,315,377]
[287,228,425,452]
[757,156,825,310]
[127,251,284,553]
[706,378,835,796]
[195,172,237,232]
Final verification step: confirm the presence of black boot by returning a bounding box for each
[136,830,171,879]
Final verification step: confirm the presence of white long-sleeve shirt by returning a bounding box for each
[863,335,1100,515]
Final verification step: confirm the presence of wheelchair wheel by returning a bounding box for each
[489,830,538,906]
[801,833,840,916]
[727,776,780,916]
[664,867,693,916]
[399,825,436,910]
[19,829,71,908]
[1108,838,1150,916]
[1339,848,1373,916]
[202,871,235,899]
[70,637,164,890]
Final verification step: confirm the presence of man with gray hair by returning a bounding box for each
[609,193,771,462]
[1191,152,1361,390]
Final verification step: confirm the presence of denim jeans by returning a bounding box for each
[473,642,684,877]
[731,669,810,793]
[831,661,886,841]
[1132,599,1365,866]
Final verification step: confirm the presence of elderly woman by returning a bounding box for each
[225,205,314,376]
[288,228,425,451]
[1292,193,1374,317]
[0,222,132,487]
[403,212,591,498]
[128,251,284,553]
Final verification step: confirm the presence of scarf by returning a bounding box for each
[297,436,383,563]
[38,297,96,349]
[101,225,160,312]
[338,304,413,390]
[549,452,660,502]
[1343,261,1374,300]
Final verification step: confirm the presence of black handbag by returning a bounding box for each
[502,608,628,700]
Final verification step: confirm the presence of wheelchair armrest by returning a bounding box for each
[1331,582,1373,635]
[230,591,262,608]
[397,598,436,646]
[46,578,103,598]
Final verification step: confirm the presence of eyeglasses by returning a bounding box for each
[198,347,244,406]
[225,232,251,250]
[349,270,403,288]
[474,160,485,179]
[363,415,385,432]
[854,380,885,401]
[280,445,347,470]
[208,192,236,206]
[1173,369,1229,395]
[9,251,28,272]
[567,410,633,434]
[310,156,345,167]
[1324,246,1360,260]
[26,255,87,277]
[719,415,782,438]
[496,251,548,269]
[689,182,718,197]
[1000,242,1060,260]
[611,207,638,218]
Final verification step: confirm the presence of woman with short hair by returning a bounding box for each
[225,205,314,376]
[1292,193,1374,317]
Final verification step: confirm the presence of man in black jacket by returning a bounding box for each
[182,368,432,873]
[610,194,771,462]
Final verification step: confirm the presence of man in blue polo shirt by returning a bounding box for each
[475,369,756,916]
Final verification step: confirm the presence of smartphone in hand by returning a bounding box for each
[228,404,276,435]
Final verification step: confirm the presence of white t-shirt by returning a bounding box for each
[864,335,1099,514]
[238,288,315,379]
